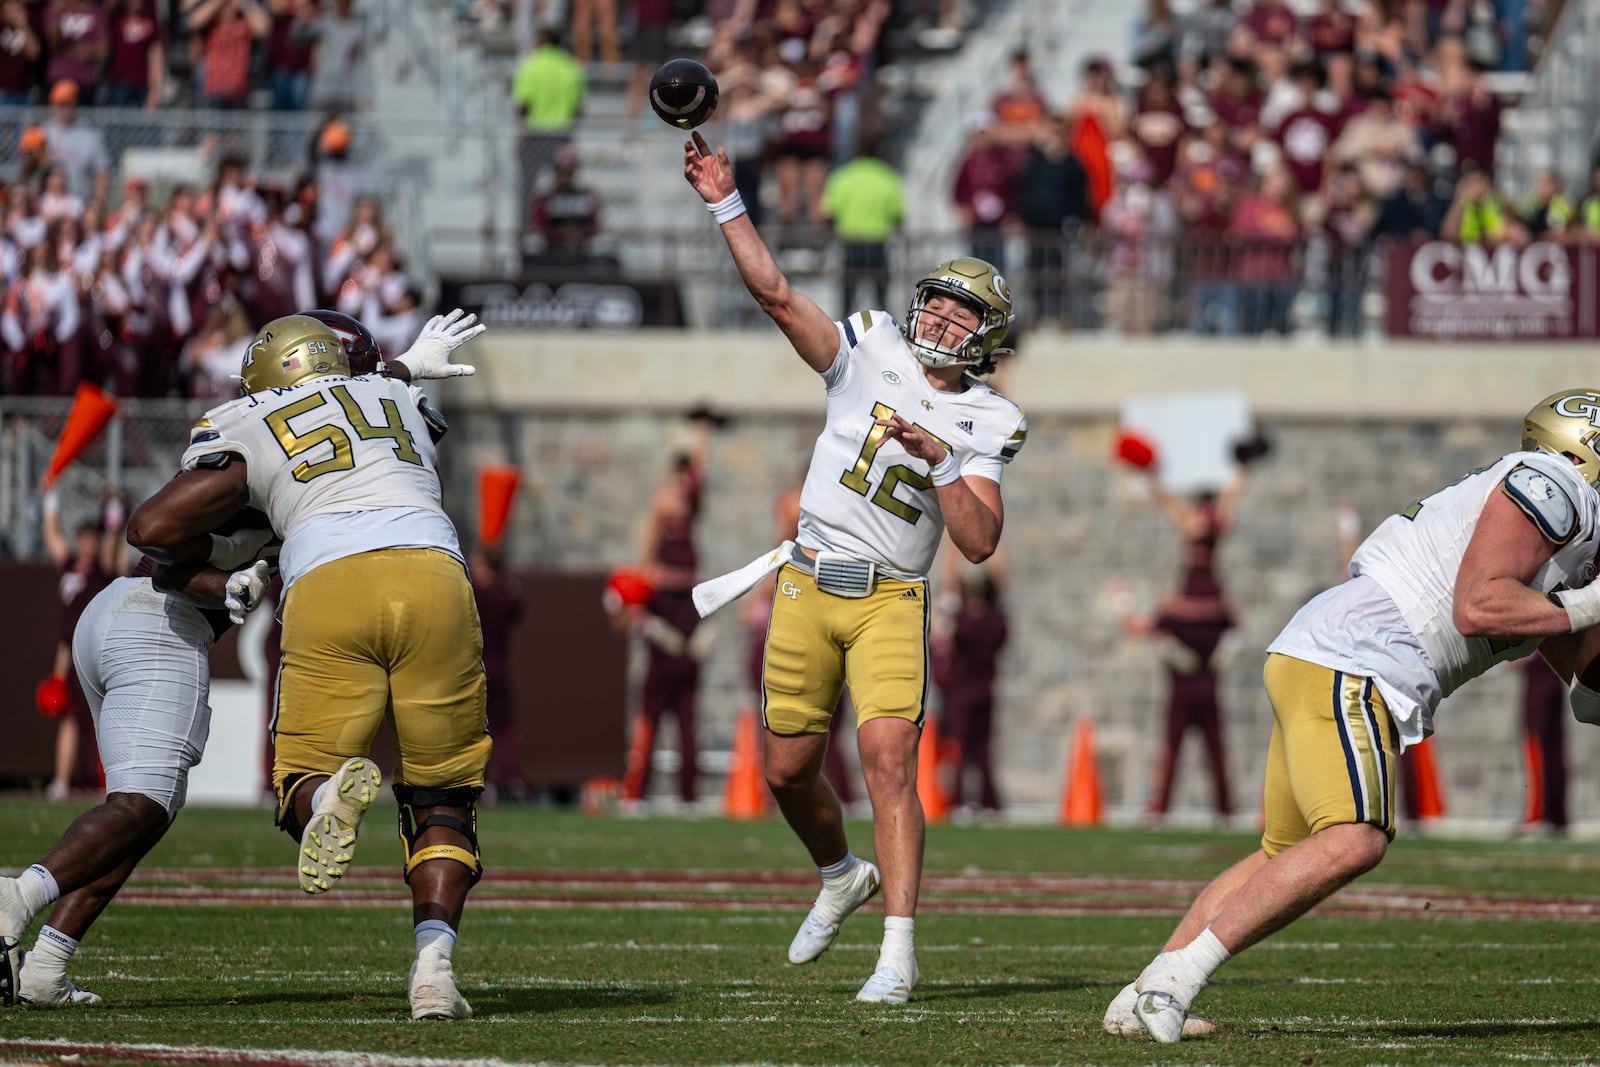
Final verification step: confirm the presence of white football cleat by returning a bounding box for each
[1134,989,1189,1043]
[409,955,472,1020]
[787,860,880,965]
[1103,981,1215,1037]
[855,955,918,1004]
[299,758,381,894]
[19,966,102,1007]
[0,936,18,1007]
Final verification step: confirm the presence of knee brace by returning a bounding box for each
[274,773,316,839]
[395,785,483,886]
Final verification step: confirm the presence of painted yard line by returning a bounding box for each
[0,1039,563,1067]
[99,886,1600,920]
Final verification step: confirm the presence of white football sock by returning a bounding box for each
[818,852,858,882]
[881,915,915,966]
[19,865,60,916]
[415,919,456,962]
[27,925,78,983]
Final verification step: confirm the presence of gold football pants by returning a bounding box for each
[759,561,930,735]
[272,548,491,791]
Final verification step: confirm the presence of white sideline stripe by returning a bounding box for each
[0,1038,576,1067]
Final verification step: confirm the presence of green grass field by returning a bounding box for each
[3,801,1600,1066]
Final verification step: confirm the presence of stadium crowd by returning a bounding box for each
[2,104,419,400]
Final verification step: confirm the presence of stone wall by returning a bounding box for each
[439,400,1598,825]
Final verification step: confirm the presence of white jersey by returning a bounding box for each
[1269,450,1600,747]
[796,310,1027,580]
[181,374,461,588]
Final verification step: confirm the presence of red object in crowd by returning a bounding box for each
[1072,112,1113,214]
[43,382,119,488]
[605,567,655,608]
[1113,429,1158,469]
[35,675,69,718]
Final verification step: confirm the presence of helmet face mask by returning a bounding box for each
[239,314,352,395]
[902,257,1014,371]
[1522,388,1600,487]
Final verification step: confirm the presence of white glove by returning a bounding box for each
[224,560,271,625]
[393,308,485,379]
[208,525,275,570]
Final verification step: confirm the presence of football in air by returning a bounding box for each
[649,58,719,130]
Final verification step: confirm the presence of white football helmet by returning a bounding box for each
[901,257,1014,372]
[1523,389,1600,487]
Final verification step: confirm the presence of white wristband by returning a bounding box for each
[1555,585,1600,632]
[706,190,747,225]
[929,452,960,487]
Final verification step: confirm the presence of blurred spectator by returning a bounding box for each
[623,0,672,123]
[1304,0,1355,57]
[1272,60,1342,197]
[1209,57,1263,157]
[1372,160,1449,241]
[266,0,316,113]
[569,0,617,63]
[41,488,127,800]
[704,27,779,229]
[42,80,110,207]
[1173,123,1247,335]
[306,0,366,113]
[1131,68,1188,189]
[1227,165,1300,335]
[1014,115,1091,329]
[528,144,603,266]
[106,0,165,108]
[0,0,42,106]
[511,24,586,230]
[17,125,50,184]
[989,48,1050,171]
[1318,162,1376,337]
[312,118,369,249]
[179,293,252,399]
[1066,55,1127,143]
[770,51,833,231]
[821,137,903,313]
[1431,47,1502,175]
[1441,161,1520,243]
[472,544,528,802]
[1517,169,1574,241]
[1178,0,1238,73]
[44,0,108,102]
[1241,0,1297,48]
[932,552,1009,817]
[1102,150,1178,335]
[1329,88,1418,202]
[1519,655,1568,836]
[188,0,271,109]
[1133,0,1180,75]
[952,113,1013,271]
[3,236,81,394]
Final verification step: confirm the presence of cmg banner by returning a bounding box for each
[1384,240,1600,340]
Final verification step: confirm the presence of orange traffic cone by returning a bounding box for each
[478,463,521,547]
[43,383,118,487]
[723,708,768,819]
[917,715,949,824]
[1522,732,1544,825]
[1410,737,1446,821]
[1059,717,1103,827]
[621,715,654,803]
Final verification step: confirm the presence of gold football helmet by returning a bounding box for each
[239,314,351,394]
[902,257,1014,371]
[1523,388,1600,487]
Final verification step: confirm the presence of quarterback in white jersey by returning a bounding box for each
[1110,389,1600,1045]
[684,129,1025,1005]
[128,309,488,1021]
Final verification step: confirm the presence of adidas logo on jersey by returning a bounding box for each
[956,420,974,435]
[899,588,920,601]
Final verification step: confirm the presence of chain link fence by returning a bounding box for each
[0,397,203,560]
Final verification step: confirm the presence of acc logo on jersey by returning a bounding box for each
[881,370,901,385]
